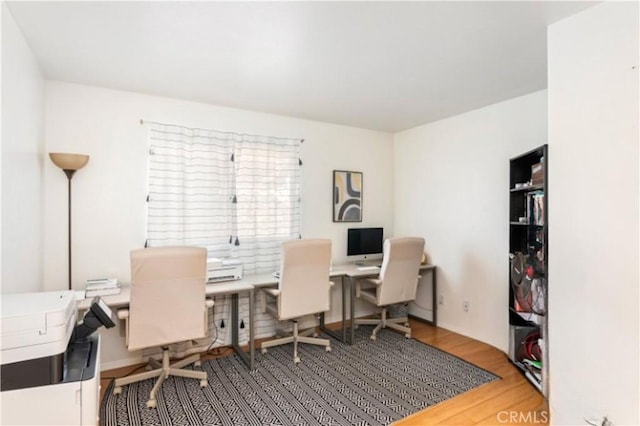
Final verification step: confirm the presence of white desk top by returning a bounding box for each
[77,280,255,310]
[334,262,435,277]
[77,263,436,310]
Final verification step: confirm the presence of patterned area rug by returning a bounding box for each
[101,328,499,425]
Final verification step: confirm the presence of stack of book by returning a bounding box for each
[523,358,542,391]
[85,278,121,297]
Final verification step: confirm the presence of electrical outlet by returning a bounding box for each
[438,295,444,305]
[463,301,470,312]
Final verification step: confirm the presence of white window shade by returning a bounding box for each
[232,138,301,275]
[146,122,301,273]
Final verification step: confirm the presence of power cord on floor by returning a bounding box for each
[100,363,148,380]
[205,303,221,354]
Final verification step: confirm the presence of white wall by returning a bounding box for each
[393,90,547,352]
[44,81,394,367]
[1,3,45,294]
[548,3,639,425]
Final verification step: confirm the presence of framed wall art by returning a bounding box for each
[333,170,362,222]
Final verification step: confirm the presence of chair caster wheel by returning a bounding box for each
[262,348,268,354]
[195,360,201,367]
[200,380,208,387]
[113,386,122,395]
[294,356,301,364]
[405,333,411,339]
[312,332,319,338]
[325,346,332,352]
[146,399,157,409]
[370,334,377,341]
[354,325,359,329]
[404,323,410,327]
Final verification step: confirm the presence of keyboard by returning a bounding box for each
[356,266,380,271]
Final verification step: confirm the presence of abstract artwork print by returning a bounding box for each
[333,170,362,222]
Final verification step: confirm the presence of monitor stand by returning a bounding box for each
[354,257,383,267]
[355,256,370,266]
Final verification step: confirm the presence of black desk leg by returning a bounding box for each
[248,289,254,368]
[231,292,253,370]
[349,276,355,345]
[343,275,348,343]
[320,275,348,344]
[432,268,437,326]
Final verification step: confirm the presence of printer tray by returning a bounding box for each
[1,337,98,392]
[1,352,64,391]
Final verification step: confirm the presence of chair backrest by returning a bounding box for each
[377,237,425,306]
[128,246,207,351]
[277,239,332,320]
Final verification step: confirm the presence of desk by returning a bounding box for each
[77,281,256,370]
[78,264,436,369]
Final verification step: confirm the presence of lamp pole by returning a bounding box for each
[64,169,77,291]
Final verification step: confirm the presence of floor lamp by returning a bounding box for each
[49,153,90,290]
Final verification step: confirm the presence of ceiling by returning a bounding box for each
[6,1,596,132]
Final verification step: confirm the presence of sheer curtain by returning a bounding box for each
[146,123,300,260]
[145,122,302,350]
[232,137,301,275]
[146,123,234,260]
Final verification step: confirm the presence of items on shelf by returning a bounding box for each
[531,160,544,186]
[522,345,543,387]
[525,191,545,226]
[514,181,533,189]
[85,277,120,297]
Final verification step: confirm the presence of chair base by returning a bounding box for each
[354,308,411,340]
[261,321,331,363]
[113,349,207,408]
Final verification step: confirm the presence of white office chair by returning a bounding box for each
[354,237,425,340]
[113,246,211,408]
[260,239,333,363]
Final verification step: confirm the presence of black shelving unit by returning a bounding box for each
[508,145,548,397]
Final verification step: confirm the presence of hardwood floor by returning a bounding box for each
[395,321,548,426]
[100,319,548,425]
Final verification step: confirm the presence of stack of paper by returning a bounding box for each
[85,278,121,297]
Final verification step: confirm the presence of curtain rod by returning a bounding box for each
[140,119,304,143]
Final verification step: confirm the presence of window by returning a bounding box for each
[146,123,301,274]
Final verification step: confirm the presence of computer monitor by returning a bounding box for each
[347,228,383,263]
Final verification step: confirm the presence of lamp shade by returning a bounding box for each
[49,153,89,171]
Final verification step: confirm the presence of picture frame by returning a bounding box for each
[333,170,362,222]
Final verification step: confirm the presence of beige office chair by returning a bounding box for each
[260,239,333,363]
[354,237,425,340]
[113,246,211,408]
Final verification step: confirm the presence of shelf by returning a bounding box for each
[509,222,544,227]
[510,307,544,325]
[510,184,544,193]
